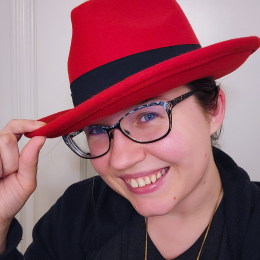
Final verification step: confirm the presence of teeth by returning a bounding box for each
[137,178,146,187]
[145,176,151,185]
[131,179,138,188]
[151,174,157,183]
[126,168,168,188]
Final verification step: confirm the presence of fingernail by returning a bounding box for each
[33,121,46,127]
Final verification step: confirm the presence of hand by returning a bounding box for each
[0,119,46,224]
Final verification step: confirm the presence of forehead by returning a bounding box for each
[95,85,189,126]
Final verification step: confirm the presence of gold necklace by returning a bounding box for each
[144,189,223,260]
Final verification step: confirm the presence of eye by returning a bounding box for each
[85,126,106,135]
[139,113,157,122]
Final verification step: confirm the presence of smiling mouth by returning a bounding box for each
[124,167,169,188]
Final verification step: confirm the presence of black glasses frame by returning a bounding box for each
[62,90,196,159]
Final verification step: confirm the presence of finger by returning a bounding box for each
[17,136,46,195]
[0,119,46,140]
[0,133,19,177]
[0,156,2,179]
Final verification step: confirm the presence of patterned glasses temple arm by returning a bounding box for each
[170,90,197,106]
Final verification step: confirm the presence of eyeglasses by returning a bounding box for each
[62,90,196,159]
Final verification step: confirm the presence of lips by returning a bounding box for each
[123,167,169,188]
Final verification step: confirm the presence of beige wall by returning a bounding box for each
[0,0,260,253]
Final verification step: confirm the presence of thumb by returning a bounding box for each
[17,136,46,195]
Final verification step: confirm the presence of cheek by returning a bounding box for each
[150,109,211,168]
[90,157,110,179]
[90,157,125,196]
[151,130,187,163]
[90,156,129,199]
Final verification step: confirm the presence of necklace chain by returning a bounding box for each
[144,189,223,260]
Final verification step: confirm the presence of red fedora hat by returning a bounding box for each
[27,0,260,138]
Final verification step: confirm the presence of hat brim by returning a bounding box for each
[26,36,260,138]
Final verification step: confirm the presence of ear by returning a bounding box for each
[209,89,226,135]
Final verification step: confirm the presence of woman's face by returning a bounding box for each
[90,85,223,217]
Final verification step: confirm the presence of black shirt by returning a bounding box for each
[148,200,226,259]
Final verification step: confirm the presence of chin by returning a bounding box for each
[131,197,177,217]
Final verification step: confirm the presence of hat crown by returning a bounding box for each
[68,0,199,83]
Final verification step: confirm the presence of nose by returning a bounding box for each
[109,129,146,170]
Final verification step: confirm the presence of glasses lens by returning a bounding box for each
[120,104,169,142]
[69,128,109,158]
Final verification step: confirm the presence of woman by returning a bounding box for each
[0,0,260,259]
